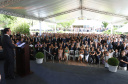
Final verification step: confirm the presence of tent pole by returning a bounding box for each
[39,20,42,36]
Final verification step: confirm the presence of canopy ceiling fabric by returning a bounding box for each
[0,0,128,23]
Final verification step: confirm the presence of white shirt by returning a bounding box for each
[104,56,110,61]
[109,52,113,58]
[5,34,10,37]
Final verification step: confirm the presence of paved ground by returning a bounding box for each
[0,60,128,84]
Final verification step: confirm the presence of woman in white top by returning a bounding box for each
[108,49,113,58]
[78,47,84,63]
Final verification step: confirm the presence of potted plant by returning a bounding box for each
[108,57,119,72]
[35,52,44,64]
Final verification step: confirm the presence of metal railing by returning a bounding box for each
[43,49,55,63]
[43,49,102,68]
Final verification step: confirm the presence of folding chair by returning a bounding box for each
[75,50,79,61]
[69,50,75,61]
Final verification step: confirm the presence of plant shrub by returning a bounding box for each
[108,57,119,66]
[35,52,44,58]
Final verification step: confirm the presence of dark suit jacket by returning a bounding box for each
[58,38,62,43]
[2,35,15,61]
[113,52,120,58]
[47,48,54,55]
[112,42,117,50]
[53,48,58,56]
[115,45,121,51]
[53,38,58,46]
[101,40,105,45]
[74,47,80,51]
[40,37,45,43]
[120,45,126,51]
[34,37,39,43]
[69,46,75,50]
[0,36,2,46]
[16,34,21,40]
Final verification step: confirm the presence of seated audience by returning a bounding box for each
[35,41,42,52]
[113,49,120,59]
[84,47,89,63]
[63,46,69,61]
[58,46,63,62]
[78,47,84,63]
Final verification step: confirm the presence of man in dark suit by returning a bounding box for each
[53,37,58,46]
[69,44,75,50]
[58,36,62,43]
[47,45,54,60]
[74,44,80,51]
[2,28,17,79]
[120,42,126,51]
[34,36,39,44]
[16,32,21,40]
[53,45,58,60]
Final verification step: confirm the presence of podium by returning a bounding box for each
[16,43,31,76]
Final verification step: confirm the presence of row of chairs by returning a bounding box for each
[68,50,84,61]
[67,50,98,64]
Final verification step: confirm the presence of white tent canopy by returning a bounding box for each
[0,0,128,23]
[72,20,102,28]
[115,23,128,32]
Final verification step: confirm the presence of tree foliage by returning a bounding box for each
[0,14,31,35]
[102,21,108,29]
[9,17,30,35]
[103,27,122,35]
[57,20,74,29]
[14,22,30,35]
[124,22,128,24]
[0,14,17,28]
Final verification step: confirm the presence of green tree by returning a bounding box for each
[103,27,122,35]
[11,22,30,35]
[0,14,17,28]
[57,20,74,30]
[102,21,108,29]
[124,22,128,24]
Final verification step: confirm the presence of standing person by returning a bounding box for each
[16,32,21,40]
[2,28,17,79]
[119,51,128,71]
[53,45,58,60]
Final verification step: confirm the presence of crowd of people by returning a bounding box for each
[1,32,128,71]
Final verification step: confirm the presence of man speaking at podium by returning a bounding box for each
[2,28,17,79]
